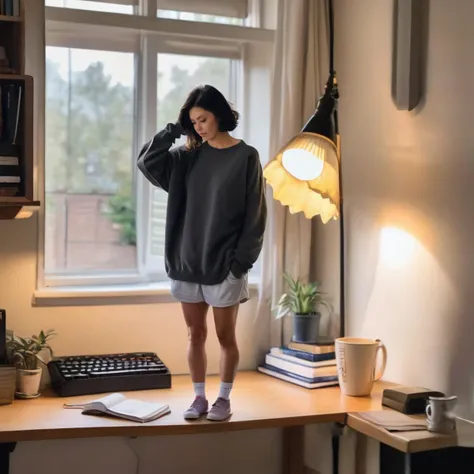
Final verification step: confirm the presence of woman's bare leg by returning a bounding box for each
[182,302,211,419]
[206,304,239,420]
[213,304,240,384]
[182,302,209,383]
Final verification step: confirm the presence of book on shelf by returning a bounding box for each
[0,0,21,17]
[63,392,171,423]
[0,82,22,144]
[0,81,22,196]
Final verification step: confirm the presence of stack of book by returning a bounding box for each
[258,339,339,389]
[0,82,22,197]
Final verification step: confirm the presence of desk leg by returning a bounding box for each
[380,443,474,474]
[282,425,305,474]
[331,422,344,474]
[0,442,16,474]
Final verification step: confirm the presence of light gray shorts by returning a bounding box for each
[170,271,249,308]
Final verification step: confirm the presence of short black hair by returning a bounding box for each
[178,84,240,149]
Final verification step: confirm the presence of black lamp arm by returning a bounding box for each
[301,72,338,142]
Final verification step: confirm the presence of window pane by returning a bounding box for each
[148,54,232,271]
[46,0,134,14]
[157,54,231,128]
[45,47,137,274]
[157,10,245,25]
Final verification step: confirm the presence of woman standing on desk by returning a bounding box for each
[137,85,267,421]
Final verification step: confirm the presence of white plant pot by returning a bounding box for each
[16,368,42,398]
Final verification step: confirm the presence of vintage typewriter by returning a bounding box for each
[48,352,171,397]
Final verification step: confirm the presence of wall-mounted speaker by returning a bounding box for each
[392,0,424,111]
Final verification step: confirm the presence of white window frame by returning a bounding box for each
[36,0,273,302]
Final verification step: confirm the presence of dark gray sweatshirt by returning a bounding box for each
[137,123,267,285]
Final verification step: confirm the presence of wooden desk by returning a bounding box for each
[347,411,474,474]
[0,371,389,474]
[2,372,473,474]
[347,411,458,454]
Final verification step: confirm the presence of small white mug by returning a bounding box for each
[426,395,457,434]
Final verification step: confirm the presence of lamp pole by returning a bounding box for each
[327,0,344,339]
[327,1,346,473]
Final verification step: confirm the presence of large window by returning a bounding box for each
[45,48,136,275]
[45,0,134,14]
[42,0,273,290]
[45,0,252,25]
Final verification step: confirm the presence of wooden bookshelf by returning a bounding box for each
[0,0,38,219]
[0,13,21,22]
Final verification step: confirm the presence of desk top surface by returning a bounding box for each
[0,371,461,454]
[0,371,388,443]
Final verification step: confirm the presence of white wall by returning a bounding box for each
[332,0,474,420]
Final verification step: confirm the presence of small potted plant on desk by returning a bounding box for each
[6,330,56,398]
[274,273,330,343]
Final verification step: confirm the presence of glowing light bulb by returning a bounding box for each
[282,148,324,181]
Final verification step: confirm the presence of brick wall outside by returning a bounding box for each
[45,193,137,273]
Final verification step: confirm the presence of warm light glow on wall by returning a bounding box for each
[380,227,417,267]
[15,209,34,219]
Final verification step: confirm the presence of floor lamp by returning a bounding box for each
[263,0,345,338]
[263,1,344,471]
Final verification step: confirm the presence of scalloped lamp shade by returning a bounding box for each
[263,132,340,223]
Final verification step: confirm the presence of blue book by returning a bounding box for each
[280,346,336,362]
[4,0,13,16]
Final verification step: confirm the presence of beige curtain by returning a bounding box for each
[248,0,331,364]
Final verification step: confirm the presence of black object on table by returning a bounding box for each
[47,352,172,397]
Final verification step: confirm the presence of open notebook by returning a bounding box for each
[358,410,428,432]
[64,393,170,423]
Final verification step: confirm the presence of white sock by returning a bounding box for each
[218,382,233,400]
[193,382,206,399]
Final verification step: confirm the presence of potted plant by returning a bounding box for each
[6,330,56,398]
[274,273,330,343]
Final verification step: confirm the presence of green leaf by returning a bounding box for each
[273,273,331,318]
[5,329,56,368]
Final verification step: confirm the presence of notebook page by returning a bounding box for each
[110,399,167,420]
[84,393,127,411]
[63,393,126,410]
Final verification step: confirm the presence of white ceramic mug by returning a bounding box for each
[426,396,457,434]
[335,337,387,396]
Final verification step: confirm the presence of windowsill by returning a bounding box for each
[33,279,260,307]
